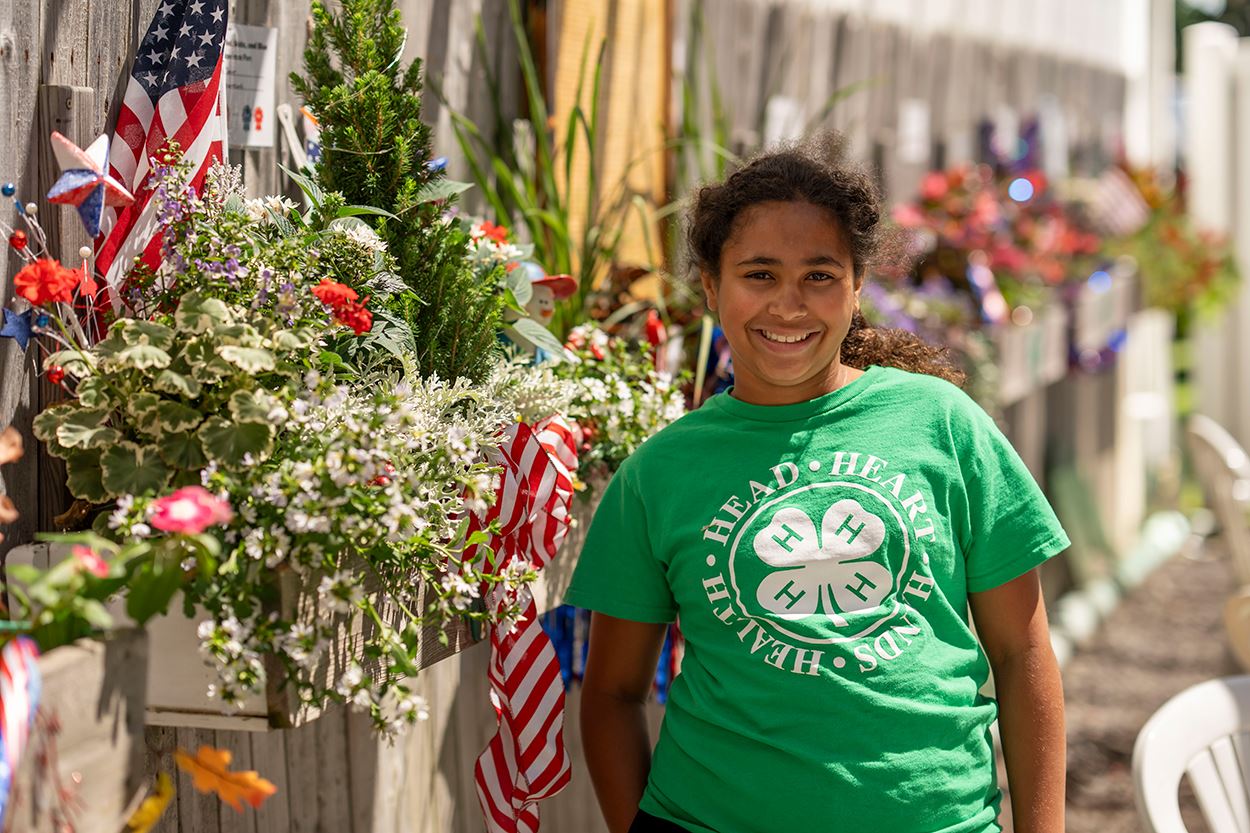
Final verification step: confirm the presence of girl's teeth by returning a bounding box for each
[762,331,810,343]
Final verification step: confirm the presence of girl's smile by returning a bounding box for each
[702,200,862,406]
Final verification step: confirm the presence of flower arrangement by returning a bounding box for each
[892,165,1102,313]
[1100,166,1240,322]
[556,325,686,479]
[2,142,580,734]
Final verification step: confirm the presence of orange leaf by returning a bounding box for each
[174,745,277,812]
[0,427,22,466]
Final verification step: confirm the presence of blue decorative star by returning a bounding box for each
[0,308,34,351]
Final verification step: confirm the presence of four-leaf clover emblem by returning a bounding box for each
[752,498,893,626]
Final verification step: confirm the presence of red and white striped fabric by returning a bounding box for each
[0,636,41,825]
[95,0,229,302]
[466,417,578,833]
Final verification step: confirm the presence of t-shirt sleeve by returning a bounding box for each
[564,465,677,623]
[956,400,1071,593]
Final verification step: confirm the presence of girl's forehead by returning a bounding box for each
[724,201,850,255]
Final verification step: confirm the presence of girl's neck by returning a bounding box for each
[729,362,865,407]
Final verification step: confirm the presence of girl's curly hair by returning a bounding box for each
[687,135,965,387]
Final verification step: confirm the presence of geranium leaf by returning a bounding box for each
[65,448,107,502]
[121,320,176,350]
[75,376,113,409]
[114,343,172,371]
[42,348,94,377]
[154,401,204,434]
[271,329,312,350]
[158,432,208,469]
[55,409,120,450]
[217,345,276,373]
[153,369,203,398]
[175,292,232,334]
[197,417,273,467]
[101,442,171,497]
[228,390,275,423]
[32,403,78,444]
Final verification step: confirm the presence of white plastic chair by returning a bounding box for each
[1188,414,1250,587]
[1133,675,1250,833]
[1188,416,1250,670]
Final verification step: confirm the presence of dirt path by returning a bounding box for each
[1059,543,1236,833]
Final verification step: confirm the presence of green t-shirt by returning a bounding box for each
[565,365,1070,833]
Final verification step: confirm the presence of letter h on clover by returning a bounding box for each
[752,498,893,626]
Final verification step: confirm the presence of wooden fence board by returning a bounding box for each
[213,729,258,833]
[247,727,292,833]
[282,718,320,833]
[174,727,222,831]
[144,726,180,833]
[314,706,356,830]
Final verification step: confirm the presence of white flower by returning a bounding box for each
[243,198,268,222]
[440,573,481,611]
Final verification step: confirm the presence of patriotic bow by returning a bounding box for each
[466,417,578,833]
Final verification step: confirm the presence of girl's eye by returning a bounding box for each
[807,272,839,282]
[745,271,773,281]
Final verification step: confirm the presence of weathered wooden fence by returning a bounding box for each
[0,1,1140,831]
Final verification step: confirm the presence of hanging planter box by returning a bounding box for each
[995,302,1069,407]
[4,484,601,732]
[5,629,148,833]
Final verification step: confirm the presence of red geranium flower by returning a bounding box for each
[334,299,373,336]
[479,221,510,244]
[311,278,359,309]
[14,258,80,306]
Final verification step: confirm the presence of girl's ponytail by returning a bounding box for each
[840,311,966,386]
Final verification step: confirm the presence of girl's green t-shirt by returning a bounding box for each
[565,365,1070,833]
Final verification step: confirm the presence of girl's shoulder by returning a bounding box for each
[861,365,984,419]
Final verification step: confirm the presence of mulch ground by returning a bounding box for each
[1033,541,1237,832]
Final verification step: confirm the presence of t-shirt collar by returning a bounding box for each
[711,365,883,422]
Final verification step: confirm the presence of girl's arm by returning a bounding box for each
[969,569,1066,833]
[581,612,670,833]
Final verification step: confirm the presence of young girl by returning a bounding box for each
[564,139,1068,833]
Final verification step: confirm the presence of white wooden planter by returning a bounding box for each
[5,486,599,732]
[995,302,1069,407]
[6,629,148,833]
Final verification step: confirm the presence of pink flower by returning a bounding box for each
[149,486,234,535]
[72,545,109,578]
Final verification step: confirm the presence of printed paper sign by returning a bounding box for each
[224,24,277,148]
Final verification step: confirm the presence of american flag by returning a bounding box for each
[465,418,578,833]
[95,0,228,299]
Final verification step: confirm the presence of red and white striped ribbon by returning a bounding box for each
[467,416,578,833]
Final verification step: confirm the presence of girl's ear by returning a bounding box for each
[700,271,719,312]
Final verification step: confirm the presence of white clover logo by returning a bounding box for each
[752,498,894,626]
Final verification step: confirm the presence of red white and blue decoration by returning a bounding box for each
[95,0,229,300]
[465,418,578,833]
[0,309,33,352]
[0,637,42,828]
[45,132,135,238]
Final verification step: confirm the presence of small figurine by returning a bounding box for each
[504,261,577,361]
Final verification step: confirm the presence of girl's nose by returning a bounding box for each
[768,283,806,320]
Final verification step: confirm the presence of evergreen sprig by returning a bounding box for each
[292,0,504,383]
